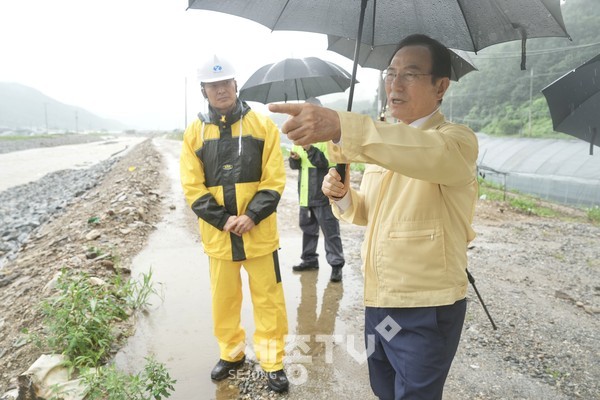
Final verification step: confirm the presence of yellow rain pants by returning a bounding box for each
[209,251,288,372]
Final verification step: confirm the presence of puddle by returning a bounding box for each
[115,139,373,399]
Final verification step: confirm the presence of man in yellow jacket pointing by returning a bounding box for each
[270,35,478,400]
[180,55,288,392]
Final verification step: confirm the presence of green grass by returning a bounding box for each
[478,178,507,201]
[478,177,592,221]
[587,206,600,223]
[507,197,561,218]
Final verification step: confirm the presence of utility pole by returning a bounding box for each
[184,77,188,129]
[75,110,79,133]
[528,67,534,137]
[44,103,49,133]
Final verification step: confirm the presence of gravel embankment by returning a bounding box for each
[0,159,117,270]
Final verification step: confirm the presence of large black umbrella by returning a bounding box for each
[542,54,600,155]
[188,0,571,179]
[326,35,477,82]
[188,0,570,111]
[239,57,353,104]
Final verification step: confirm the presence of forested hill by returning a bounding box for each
[441,0,600,137]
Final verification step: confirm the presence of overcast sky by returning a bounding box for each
[0,0,380,130]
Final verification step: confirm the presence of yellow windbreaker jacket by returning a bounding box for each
[180,101,285,261]
[330,110,478,307]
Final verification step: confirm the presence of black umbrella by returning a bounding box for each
[326,35,477,82]
[188,0,571,179]
[188,0,570,112]
[542,54,600,155]
[239,57,353,104]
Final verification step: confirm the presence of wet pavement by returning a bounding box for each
[115,139,375,399]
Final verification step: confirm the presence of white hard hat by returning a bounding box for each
[198,55,236,83]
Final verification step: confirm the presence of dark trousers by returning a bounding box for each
[365,299,467,400]
[299,205,344,267]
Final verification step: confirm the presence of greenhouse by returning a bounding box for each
[477,134,600,207]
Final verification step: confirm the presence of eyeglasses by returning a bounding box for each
[383,71,432,85]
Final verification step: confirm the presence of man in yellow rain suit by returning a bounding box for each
[180,55,288,392]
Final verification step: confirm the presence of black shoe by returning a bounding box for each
[210,356,245,381]
[292,262,319,271]
[266,369,289,392]
[330,266,343,282]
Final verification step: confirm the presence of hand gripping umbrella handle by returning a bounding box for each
[335,163,346,187]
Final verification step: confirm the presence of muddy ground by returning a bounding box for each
[0,137,598,399]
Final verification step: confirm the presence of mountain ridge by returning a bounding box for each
[0,82,127,133]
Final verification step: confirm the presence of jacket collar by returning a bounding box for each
[419,109,446,130]
[198,99,251,125]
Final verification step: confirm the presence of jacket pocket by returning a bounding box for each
[377,221,446,293]
[389,229,436,240]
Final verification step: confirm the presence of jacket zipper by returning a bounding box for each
[389,229,436,240]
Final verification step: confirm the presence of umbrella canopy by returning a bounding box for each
[326,35,477,81]
[239,57,353,104]
[188,0,570,72]
[188,0,570,180]
[541,54,600,155]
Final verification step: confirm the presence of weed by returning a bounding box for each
[39,270,124,368]
[81,356,176,400]
[39,269,174,398]
[545,367,563,380]
[39,269,158,369]
[115,269,160,311]
[87,246,105,257]
[587,206,600,224]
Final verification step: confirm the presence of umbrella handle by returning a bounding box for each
[336,163,346,185]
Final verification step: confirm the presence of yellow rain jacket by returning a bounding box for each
[329,110,478,308]
[180,101,285,261]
